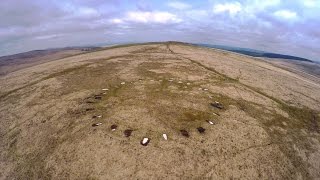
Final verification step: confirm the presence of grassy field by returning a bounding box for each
[0,42,319,179]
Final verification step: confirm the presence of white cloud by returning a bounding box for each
[213,2,242,16]
[62,3,100,19]
[168,1,191,10]
[244,0,280,13]
[110,18,123,24]
[78,7,99,17]
[105,31,124,35]
[273,10,298,20]
[303,0,317,8]
[253,0,279,9]
[125,11,182,24]
[187,10,208,18]
[34,34,63,40]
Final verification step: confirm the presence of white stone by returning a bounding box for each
[208,121,214,125]
[121,82,125,85]
[142,138,149,144]
[102,88,109,91]
[95,123,102,126]
[163,134,168,140]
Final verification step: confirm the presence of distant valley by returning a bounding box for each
[196,43,314,63]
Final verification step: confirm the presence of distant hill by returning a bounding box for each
[0,46,100,75]
[0,47,100,62]
[196,44,313,63]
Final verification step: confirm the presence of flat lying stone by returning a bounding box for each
[92,115,102,119]
[212,112,220,116]
[207,120,214,125]
[210,101,224,109]
[94,95,102,100]
[92,123,102,127]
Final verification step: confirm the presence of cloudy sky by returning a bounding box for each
[1,0,319,61]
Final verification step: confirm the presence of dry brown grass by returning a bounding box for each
[0,42,319,179]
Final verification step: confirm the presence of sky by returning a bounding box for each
[0,0,319,61]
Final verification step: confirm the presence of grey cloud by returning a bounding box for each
[0,0,319,62]
[0,0,66,28]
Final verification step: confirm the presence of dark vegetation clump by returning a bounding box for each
[124,129,133,137]
[197,127,206,133]
[310,113,320,133]
[180,130,189,137]
[85,108,94,111]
